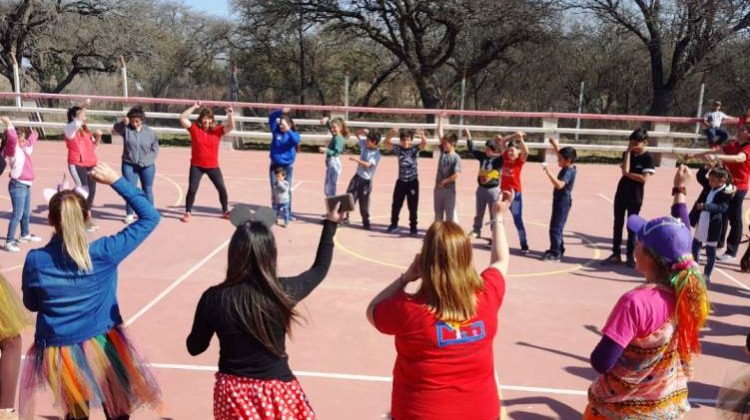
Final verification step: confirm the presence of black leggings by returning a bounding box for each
[186,165,228,213]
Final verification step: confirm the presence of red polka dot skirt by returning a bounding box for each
[213,372,315,420]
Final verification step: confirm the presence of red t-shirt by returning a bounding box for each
[373,268,506,420]
[723,141,750,190]
[189,124,225,168]
[501,151,525,192]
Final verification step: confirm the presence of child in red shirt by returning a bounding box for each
[500,132,529,253]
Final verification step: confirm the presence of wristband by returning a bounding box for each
[671,187,686,196]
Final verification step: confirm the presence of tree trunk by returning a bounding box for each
[647,88,674,116]
[413,74,443,122]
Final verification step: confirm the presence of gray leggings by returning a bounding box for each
[68,164,96,208]
[434,187,457,223]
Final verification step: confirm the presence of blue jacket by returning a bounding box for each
[22,178,160,347]
[268,109,301,167]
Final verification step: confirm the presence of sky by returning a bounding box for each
[182,0,231,18]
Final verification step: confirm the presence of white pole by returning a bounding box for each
[459,77,466,127]
[695,83,705,135]
[12,58,21,108]
[344,75,349,121]
[575,81,584,141]
[120,56,128,98]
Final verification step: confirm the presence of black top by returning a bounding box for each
[186,220,337,381]
[553,166,576,202]
[615,151,655,203]
[467,139,503,188]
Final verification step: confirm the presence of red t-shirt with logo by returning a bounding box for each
[501,151,525,192]
[189,124,225,168]
[723,141,750,190]
[373,268,505,420]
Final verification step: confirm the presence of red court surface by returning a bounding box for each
[1,141,749,419]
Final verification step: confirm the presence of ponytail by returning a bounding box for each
[49,191,92,272]
[668,258,709,363]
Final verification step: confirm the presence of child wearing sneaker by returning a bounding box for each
[345,130,382,230]
[542,139,577,261]
[385,128,427,236]
[272,167,291,227]
[1,117,42,252]
[465,128,505,239]
[690,165,733,286]
[603,128,655,267]
[499,131,529,253]
[434,117,462,223]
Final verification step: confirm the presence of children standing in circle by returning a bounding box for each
[434,117,462,223]
[19,163,162,420]
[273,167,291,227]
[64,104,102,231]
[0,272,29,418]
[268,108,300,215]
[690,165,733,286]
[603,128,655,268]
[499,131,529,253]
[1,117,42,253]
[585,165,708,419]
[186,204,346,420]
[465,128,503,240]
[319,116,347,197]
[179,103,235,223]
[541,138,577,261]
[345,129,382,230]
[113,107,159,225]
[385,128,427,236]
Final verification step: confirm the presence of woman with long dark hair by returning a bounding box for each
[187,204,345,419]
[179,102,234,223]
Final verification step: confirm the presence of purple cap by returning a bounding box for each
[627,214,693,265]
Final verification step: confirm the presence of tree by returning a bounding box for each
[573,0,750,115]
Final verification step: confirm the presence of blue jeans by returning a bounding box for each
[510,192,528,247]
[549,198,572,256]
[269,164,294,213]
[122,162,156,215]
[7,180,31,241]
[325,156,341,197]
[273,202,291,224]
[704,127,729,146]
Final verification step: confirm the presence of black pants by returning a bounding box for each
[612,195,642,258]
[186,165,228,213]
[549,198,572,256]
[346,174,373,225]
[390,179,419,229]
[720,189,747,256]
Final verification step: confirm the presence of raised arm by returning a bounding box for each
[549,137,561,157]
[489,190,512,276]
[466,128,481,160]
[437,113,445,140]
[672,165,690,226]
[222,106,235,134]
[2,119,18,156]
[416,128,428,151]
[383,128,398,151]
[112,115,128,136]
[517,132,529,160]
[180,103,200,129]
[268,108,284,133]
[186,292,213,356]
[366,253,420,327]
[544,165,566,190]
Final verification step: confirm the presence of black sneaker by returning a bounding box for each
[541,252,560,261]
[363,223,371,231]
[409,228,418,237]
[386,225,398,233]
[601,253,622,265]
[625,256,636,268]
[520,243,530,255]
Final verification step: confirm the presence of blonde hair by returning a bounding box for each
[417,222,484,322]
[49,190,92,272]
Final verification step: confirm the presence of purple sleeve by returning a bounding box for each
[671,203,690,227]
[590,335,625,374]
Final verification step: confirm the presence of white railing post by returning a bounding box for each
[12,58,21,108]
[654,122,675,167]
[542,118,559,164]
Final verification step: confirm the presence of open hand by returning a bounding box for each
[674,164,691,188]
[493,189,513,216]
[88,163,119,185]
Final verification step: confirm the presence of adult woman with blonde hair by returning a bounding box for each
[19,163,162,420]
[367,191,512,420]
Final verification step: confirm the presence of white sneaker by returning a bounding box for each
[468,231,480,239]
[124,214,137,225]
[4,242,20,252]
[718,253,736,262]
[18,234,42,243]
[85,222,99,233]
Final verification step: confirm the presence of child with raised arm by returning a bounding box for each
[268,108,300,215]
[64,101,103,231]
[499,131,530,253]
[541,138,577,261]
[319,116,348,197]
[465,128,504,240]
[344,129,382,230]
[434,117,461,223]
[385,128,427,236]
[1,117,42,253]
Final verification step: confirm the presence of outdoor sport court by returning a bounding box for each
[1,141,748,419]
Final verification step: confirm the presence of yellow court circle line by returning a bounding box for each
[156,173,184,207]
[333,213,601,278]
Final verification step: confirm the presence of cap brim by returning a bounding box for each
[627,215,647,237]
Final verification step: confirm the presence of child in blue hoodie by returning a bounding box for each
[268,108,301,215]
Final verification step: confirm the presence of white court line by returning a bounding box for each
[146,362,717,404]
[291,181,304,191]
[715,267,750,291]
[597,193,614,204]
[0,264,23,272]
[124,239,230,326]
